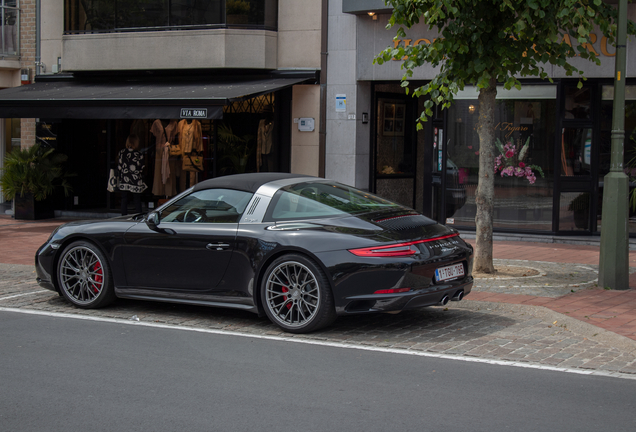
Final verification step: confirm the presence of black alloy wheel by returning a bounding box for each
[57,240,115,309]
[261,254,336,333]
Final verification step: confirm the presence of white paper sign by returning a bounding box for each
[335,94,346,112]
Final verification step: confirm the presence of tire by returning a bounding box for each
[57,240,116,309]
[261,254,337,333]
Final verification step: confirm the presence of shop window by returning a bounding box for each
[599,85,636,235]
[446,85,556,231]
[560,128,592,177]
[559,192,591,231]
[64,0,277,33]
[5,118,19,152]
[564,86,591,120]
[0,0,18,56]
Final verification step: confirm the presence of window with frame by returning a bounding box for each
[64,0,278,33]
[160,188,253,223]
[1,0,18,57]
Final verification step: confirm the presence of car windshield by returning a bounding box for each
[266,181,402,221]
[160,188,253,223]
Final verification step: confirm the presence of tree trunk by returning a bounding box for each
[474,78,497,273]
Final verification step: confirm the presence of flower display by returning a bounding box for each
[494,137,544,184]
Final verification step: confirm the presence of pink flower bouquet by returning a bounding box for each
[494,137,544,184]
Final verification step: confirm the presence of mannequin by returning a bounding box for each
[257,110,274,172]
[177,119,203,187]
[151,119,179,196]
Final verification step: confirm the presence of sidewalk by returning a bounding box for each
[463,240,636,341]
[2,214,636,342]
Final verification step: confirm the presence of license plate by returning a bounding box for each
[435,263,464,282]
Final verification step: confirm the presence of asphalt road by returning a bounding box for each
[1,310,635,432]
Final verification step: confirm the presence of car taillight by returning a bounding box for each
[374,288,411,294]
[348,233,459,257]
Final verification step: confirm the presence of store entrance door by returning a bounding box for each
[373,94,418,209]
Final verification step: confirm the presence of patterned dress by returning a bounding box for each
[117,148,147,193]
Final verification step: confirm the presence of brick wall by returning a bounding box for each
[20,0,36,148]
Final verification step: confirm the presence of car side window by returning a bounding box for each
[265,182,402,222]
[159,189,253,223]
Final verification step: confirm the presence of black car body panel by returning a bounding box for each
[36,173,473,327]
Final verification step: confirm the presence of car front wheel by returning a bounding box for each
[261,254,336,333]
[57,241,115,309]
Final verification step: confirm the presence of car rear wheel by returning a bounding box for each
[261,254,336,333]
[57,241,115,309]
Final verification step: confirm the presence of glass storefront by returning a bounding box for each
[600,85,636,234]
[370,81,636,237]
[446,86,557,232]
[36,90,288,214]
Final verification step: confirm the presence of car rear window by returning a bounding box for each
[265,181,402,221]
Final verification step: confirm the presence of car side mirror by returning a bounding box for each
[145,211,161,231]
[145,211,176,235]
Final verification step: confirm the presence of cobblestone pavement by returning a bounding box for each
[2,262,636,377]
[473,259,634,297]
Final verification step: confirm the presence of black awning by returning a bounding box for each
[0,76,310,119]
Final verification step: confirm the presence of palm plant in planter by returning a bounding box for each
[0,144,72,220]
[218,124,254,174]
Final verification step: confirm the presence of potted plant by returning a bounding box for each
[218,124,254,174]
[0,144,72,220]
[226,0,250,24]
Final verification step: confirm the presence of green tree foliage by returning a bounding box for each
[375,0,636,272]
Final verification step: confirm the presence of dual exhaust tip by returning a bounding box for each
[438,290,464,306]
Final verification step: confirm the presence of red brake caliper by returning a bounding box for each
[281,286,292,309]
[92,262,103,293]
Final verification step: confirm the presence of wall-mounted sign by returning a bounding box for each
[180,108,208,119]
[335,94,346,112]
[298,118,315,132]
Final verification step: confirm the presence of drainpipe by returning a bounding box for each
[319,0,328,178]
[35,0,45,75]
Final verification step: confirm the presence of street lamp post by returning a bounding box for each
[599,0,629,290]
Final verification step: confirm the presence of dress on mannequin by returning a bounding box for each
[257,119,274,172]
[177,119,203,187]
[151,119,179,196]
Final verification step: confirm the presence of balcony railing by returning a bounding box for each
[1,0,18,57]
[64,0,278,34]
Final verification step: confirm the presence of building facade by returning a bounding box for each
[326,0,636,237]
[0,0,324,215]
[0,0,34,205]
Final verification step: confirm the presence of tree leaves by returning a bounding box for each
[375,0,635,124]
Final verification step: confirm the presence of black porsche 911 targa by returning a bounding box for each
[36,173,474,333]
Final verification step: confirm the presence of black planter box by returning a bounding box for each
[14,194,55,220]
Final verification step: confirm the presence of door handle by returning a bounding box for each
[206,243,230,250]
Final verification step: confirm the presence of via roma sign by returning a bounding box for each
[180,108,208,119]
